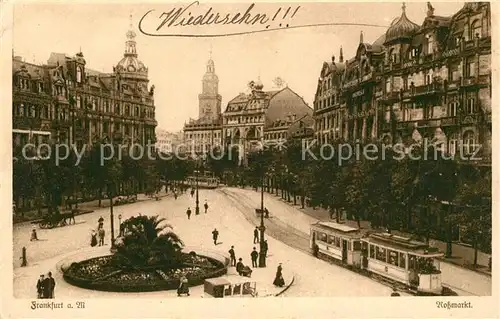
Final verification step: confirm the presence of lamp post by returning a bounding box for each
[194,169,200,215]
[258,172,266,268]
[118,214,122,236]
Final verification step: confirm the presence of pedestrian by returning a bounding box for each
[253,226,259,244]
[236,258,244,276]
[186,207,192,220]
[174,191,178,200]
[273,263,285,287]
[191,188,195,197]
[228,246,236,266]
[98,216,104,229]
[212,228,219,245]
[90,230,98,247]
[43,271,56,299]
[36,274,45,299]
[30,227,38,241]
[98,228,105,246]
[177,275,190,297]
[204,200,209,214]
[263,240,268,256]
[251,247,258,268]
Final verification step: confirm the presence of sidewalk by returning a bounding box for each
[13,191,173,225]
[267,190,491,276]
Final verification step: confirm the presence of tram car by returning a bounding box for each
[310,221,444,295]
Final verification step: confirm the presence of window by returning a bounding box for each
[115,104,120,114]
[466,98,475,114]
[388,250,399,267]
[448,133,457,155]
[448,101,458,117]
[76,67,82,83]
[319,232,327,242]
[427,35,434,54]
[369,244,375,258]
[462,131,476,155]
[403,77,408,90]
[353,241,361,251]
[399,253,406,269]
[335,237,341,248]
[471,20,482,39]
[424,72,431,85]
[450,64,460,81]
[466,58,476,77]
[328,236,335,245]
[76,96,81,108]
[375,246,387,262]
[385,78,391,93]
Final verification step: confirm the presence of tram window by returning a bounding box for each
[376,247,387,262]
[319,233,327,242]
[347,241,351,251]
[409,254,417,270]
[353,241,361,251]
[399,253,406,269]
[369,245,375,258]
[388,250,399,267]
[335,237,341,247]
[328,236,335,244]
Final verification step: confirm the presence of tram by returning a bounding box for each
[186,171,220,189]
[204,276,258,298]
[310,221,444,295]
[310,221,363,267]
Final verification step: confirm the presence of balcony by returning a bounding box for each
[442,48,460,58]
[381,91,400,101]
[413,83,443,96]
[402,60,417,68]
[440,117,459,127]
[13,117,41,130]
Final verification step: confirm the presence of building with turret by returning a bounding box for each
[313,2,491,163]
[12,15,157,152]
[183,53,223,155]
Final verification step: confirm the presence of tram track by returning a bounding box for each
[219,188,481,297]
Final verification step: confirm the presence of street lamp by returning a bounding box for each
[258,172,267,268]
[118,214,122,236]
[194,169,200,215]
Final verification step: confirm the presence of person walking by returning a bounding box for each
[273,263,285,287]
[43,271,56,299]
[253,227,259,244]
[90,230,98,247]
[174,191,178,200]
[251,247,258,268]
[98,216,104,229]
[204,201,209,214]
[98,228,105,246]
[190,188,195,197]
[212,228,219,245]
[30,227,38,241]
[186,207,192,220]
[36,274,45,299]
[228,246,236,266]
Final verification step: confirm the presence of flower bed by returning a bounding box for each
[63,252,227,292]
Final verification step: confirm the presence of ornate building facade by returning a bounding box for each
[183,55,223,155]
[12,16,157,152]
[313,2,491,162]
[155,128,183,154]
[223,81,312,164]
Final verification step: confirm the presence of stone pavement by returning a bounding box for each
[14,188,397,298]
[222,187,492,296]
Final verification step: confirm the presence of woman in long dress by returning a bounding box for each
[177,276,190,296]
[90,230,97,247]
[273,263,285,287]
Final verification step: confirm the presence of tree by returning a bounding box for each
[115,215,184,268]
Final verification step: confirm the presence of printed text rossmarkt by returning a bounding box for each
[17,140,483,167]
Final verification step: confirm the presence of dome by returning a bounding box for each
[116,56,147,73]
[254,78,264,90]
[385,4,419,44]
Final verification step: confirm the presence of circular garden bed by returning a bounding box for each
[63,252,227,292]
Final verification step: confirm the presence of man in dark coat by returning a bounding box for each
[236,258,244,276]
[186,207,192,220]
[228,246,236,266]
[262,240,268,256]
[251,247,259,268]
[212,228,219,245]
[253,227,259,244]
[204,201,209,214]
[36,274,45,298]
[43,272,55,298]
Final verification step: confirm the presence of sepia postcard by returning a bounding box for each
[0,0,498,318]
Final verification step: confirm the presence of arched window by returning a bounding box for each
[462,131,476,155]
[471,20,482,39]
[76,67,82,83]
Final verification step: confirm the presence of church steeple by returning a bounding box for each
[199,49,221,121]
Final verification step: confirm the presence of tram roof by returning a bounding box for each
[205,276,256,286]
[365,232,441,255]
[313,221,360,234]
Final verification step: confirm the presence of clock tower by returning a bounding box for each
[198,54,222,121]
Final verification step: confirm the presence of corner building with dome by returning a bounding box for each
[12,16,157,151]
[313,2,491,164]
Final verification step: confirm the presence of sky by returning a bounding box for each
[13,1,465,131]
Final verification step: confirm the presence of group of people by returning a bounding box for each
[36,272,56,299]
[90,216,106,247]
[185,200,209,220]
